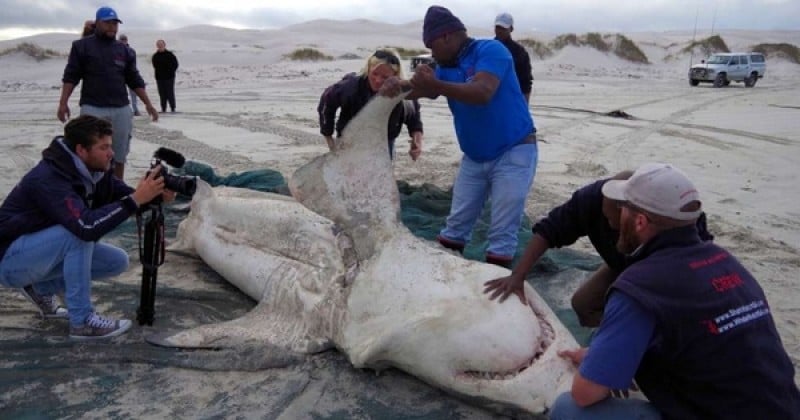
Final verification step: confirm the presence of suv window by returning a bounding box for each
[728,56,739,65]
[750,54,765,63]
[707,55,728,64]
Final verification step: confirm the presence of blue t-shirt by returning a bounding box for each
[579,291,655,389]
[435,39,535,162]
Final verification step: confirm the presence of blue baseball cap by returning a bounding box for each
[96,7,122,23]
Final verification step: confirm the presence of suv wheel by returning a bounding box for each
[689,79,699,86]
[713,73,727,88]
[744,72,758,88]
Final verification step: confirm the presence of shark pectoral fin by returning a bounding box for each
[146,328,225,350]
[145,302,334,354]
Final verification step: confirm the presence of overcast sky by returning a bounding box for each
[1,0,798,41]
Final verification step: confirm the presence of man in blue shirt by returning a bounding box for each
[551,163,800,419]
[407,6,538,268]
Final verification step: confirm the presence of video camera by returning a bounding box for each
[148,147,197,198]
[137,147,196,326]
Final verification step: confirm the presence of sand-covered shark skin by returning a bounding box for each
[152,92,579,415]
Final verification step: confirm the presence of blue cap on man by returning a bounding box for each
[96,6,122,23]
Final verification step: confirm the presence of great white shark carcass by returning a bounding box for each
[152,90,579,415]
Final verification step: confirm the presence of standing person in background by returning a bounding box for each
[118,34,141,116]
[405,6,537,268]
[318,49,424,160]
[494,12,533,104]
[151,39,179,113]
[58,6,158,180]
[81,20,95,38]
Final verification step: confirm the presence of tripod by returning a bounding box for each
[136,202,165,326]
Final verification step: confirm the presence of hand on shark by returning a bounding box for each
[377,76,410,98]
[483,272,527,304]
[408,132,423,161]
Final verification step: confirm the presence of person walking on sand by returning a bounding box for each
[318,49,424,160]
[58,6,158,180]
[151,39,179,113]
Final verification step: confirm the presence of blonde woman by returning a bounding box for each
[318,49,424,160]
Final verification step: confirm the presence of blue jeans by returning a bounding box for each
[439,142,537,258]
[0,225,128,326]
[550,392,661,420]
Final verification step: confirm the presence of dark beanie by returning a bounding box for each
[423,6,466,48]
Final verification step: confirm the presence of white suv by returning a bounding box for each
[689,53,766,88]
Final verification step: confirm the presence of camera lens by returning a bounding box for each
[163,173,197,197]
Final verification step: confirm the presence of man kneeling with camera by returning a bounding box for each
[0,115,173,340]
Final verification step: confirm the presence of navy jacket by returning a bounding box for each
[318,73,423,154]
[152,50,179,80]
[613,225,800,419]
[62,34,146,107]
[532,179,713,273]
[497,37,533,94]
[0,138,138,260]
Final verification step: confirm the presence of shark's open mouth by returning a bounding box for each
[459,300,556,381]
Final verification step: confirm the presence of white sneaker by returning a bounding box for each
[69,312,132,341]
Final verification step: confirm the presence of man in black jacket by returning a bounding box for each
[484,170,714,327]
[58,6,158,180]
[552,163,800,419]
[494,13,533,104]
[0,116,168,340]
[152,39,180,113]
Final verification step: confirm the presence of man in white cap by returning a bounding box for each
[58,6,159,180]
[550,163,800,419]
[494,12,533,103]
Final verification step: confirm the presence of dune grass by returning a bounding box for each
[518,38,553,59]
[0,42,62,61]
[752,43,800,64]
[550,33,580,50]
[544,33,649,64]
[585,32,610,52]
[382,46,429,58]
[283,48,333,61]
[681,35,730,56]
[613,34,649,64]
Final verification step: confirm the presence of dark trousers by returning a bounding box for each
[156,78,176,112]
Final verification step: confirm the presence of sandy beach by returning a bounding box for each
[0,20,798,417]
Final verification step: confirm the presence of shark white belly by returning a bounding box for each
[151,91,578,415]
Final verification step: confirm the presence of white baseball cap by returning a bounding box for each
[602,163,702,221]
[494,13,514,29]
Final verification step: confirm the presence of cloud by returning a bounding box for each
[0,0,798,37]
